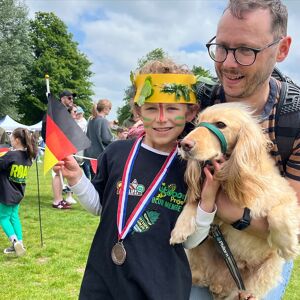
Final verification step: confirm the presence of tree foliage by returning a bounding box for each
[19,12,94,123]
[0,0,33,119]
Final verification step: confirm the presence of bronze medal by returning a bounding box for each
[111,241,126,265]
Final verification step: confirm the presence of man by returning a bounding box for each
[190,1,299,300]
[42,90,77,209]
[84,99,113,178]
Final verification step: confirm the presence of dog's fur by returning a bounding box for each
[170,103,299,300]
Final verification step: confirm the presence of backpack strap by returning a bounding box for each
[195,80,220,109]
[275,82,300,170]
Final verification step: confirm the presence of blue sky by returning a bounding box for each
[25,0,300,121]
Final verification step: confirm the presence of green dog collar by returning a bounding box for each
[196,122,227,154]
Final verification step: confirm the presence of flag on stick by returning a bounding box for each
[43,95,91,174]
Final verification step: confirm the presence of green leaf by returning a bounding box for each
[137,76,153,106]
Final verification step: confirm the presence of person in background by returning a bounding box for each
[116,127,129,140]
[54,58,219,300]
[70,104,78,120]
[84,99,113,178]
[0,128,38,256]
[76,106,87,132]
[190,1,300,299]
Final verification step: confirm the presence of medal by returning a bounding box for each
[111,241,126,265]
[113,134,177,265]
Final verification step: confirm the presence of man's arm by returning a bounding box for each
[215,191,269,239]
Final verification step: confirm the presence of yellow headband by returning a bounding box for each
[133,74,197,106]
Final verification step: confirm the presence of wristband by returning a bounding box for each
[231,207,251,230]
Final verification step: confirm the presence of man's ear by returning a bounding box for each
[186,104,199,122]
[276,36,291,62]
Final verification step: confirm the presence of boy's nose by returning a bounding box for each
[157,104,167,122]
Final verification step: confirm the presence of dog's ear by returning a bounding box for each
[219,120,270,206]
[185,160,202,203]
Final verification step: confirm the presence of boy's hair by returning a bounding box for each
[137,58,191,75]
[226,0,288,37]
[13,128,38,160]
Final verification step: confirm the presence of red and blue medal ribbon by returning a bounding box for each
[117,134,177,241]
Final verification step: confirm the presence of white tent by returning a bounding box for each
[0,115,42,132]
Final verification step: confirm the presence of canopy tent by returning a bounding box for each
[0,115,42,132]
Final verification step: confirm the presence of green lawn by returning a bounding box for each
[0,162,299,299]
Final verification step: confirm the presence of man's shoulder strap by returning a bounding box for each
[195,77,220,109]
[274,69,300,168]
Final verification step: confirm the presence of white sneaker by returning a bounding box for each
[65,196,77,204]
[14,241,26,257]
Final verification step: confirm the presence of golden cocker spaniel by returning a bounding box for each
[170,103,299,300]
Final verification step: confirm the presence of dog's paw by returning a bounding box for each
[169,217,196,244]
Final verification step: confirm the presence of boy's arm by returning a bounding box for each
[184,162,220,249]
[183,204,216,249]
[69,174,102,216]
[54,155,102,215]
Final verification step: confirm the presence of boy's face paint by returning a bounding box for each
[139,103,190,152]
[159,103,165,122]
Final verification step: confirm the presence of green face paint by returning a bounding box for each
[142,116,153,122]
[174,115,185,127]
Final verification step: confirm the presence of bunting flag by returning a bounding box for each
[90,159,98,174]
[44,95,91,174]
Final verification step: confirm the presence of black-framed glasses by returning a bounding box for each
[67,96,73,100]
[206,36,282,66]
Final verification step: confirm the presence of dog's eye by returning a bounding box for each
[215,122,226,129]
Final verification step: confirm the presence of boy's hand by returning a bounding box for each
[53,155,83,186]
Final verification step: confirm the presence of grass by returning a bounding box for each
[0,161,299,299]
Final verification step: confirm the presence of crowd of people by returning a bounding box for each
[0,0,299,299]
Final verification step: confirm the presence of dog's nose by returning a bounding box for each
[180,139,195,152]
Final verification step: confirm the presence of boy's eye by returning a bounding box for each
[145,107,157,111]
[167,106,180,111]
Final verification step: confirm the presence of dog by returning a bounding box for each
[170,102,299,300]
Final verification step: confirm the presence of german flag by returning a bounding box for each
[44,95,91,174]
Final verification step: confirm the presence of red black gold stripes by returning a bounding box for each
[44,95,91,174]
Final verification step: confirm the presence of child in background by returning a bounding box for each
[54,59,219,300]
[0,128,38,256]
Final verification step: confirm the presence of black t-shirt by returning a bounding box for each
[80,139,192,300]
[0,150,32,205]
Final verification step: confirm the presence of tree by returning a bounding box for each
[117,48,167,125]
[19,12,94,124]
[0,0,33,119]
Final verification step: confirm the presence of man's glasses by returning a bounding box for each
[206,36,282,66]
[67,96,73,100]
